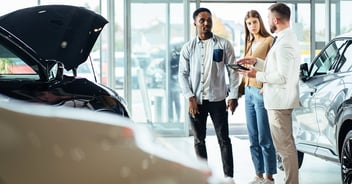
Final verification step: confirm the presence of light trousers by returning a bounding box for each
[267,109,299,184]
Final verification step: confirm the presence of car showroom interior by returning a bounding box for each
[1,0,351,184]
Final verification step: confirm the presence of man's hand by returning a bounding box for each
[227,99,238,115]
[236,57,257,65]
[239,67,257,78]
[236,57,258,78]
[189,96,199,118]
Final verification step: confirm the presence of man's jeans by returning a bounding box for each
[245,86,277,175]
[190,100,234,177]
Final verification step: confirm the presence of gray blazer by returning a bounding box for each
[254,28,301,109]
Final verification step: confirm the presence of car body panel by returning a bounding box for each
[298,72,344,161]
[294,80,320,148]
[0,96,224,184]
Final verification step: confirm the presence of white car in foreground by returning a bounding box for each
[0,95,230,184]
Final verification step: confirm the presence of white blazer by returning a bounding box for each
[254,28,301,109]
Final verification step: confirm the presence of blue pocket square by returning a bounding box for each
[213,49,223,62]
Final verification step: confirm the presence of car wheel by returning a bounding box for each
[341,130,352,184]
[277,151,304,171]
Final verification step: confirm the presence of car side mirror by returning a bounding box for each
[300,63,309,82]
[47,60,64,81]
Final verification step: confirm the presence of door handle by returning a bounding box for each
[310,88,317,96]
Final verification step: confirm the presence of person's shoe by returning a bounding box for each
[261,179,275,184]
[225,176,236,184]
[248,176,264,184]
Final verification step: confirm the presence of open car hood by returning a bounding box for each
[0,5,108,71]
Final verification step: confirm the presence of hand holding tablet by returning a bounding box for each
[227,64,250,71]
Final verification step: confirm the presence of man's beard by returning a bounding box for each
[203,26,211,32]
[270,24,277,33]
[203,28,212,36]
[204,30,211,34]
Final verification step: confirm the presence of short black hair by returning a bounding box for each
[268,3,291,21]
[193,7,212,20]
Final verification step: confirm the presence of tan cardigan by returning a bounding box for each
[242,36,274,89]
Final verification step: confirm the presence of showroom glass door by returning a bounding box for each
[127,0,188,136]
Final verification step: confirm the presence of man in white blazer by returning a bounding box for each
[237,3,301,184]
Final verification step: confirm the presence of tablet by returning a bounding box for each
[227,64,249,71]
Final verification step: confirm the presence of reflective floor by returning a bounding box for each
[157,131,341,184]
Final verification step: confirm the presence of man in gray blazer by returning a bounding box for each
[237,3,301,184]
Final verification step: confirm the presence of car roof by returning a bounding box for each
[335,31,352,39]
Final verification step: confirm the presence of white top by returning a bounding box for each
[201,39,213,100]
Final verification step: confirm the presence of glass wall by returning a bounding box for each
[127,1,188,136]
[339,1,352,34]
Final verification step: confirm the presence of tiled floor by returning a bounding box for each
[157,134,341,184]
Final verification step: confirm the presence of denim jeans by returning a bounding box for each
[245,86,277,175]
[189,100,234,177]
